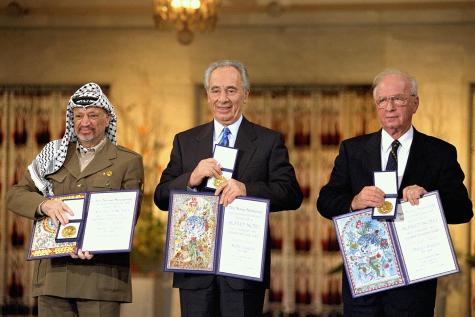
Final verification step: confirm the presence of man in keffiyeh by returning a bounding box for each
[7,83,144,317]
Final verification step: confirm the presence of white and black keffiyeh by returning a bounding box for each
[27,83,117,196]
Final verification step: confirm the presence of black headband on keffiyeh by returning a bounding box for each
[28,83,117,196]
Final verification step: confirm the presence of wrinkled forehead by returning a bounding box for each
[374,74,411,97]
[209,66,244,88]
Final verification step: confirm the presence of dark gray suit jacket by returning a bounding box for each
[317,128,472,310]
[155,117,303,290]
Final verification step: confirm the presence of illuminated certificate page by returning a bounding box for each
[393,193,458,282]
[218,197,268,280]
[81,191,138,252]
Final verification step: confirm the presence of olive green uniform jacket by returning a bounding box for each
[7,140,144,302]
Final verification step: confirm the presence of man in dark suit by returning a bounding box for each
[317,69,473,317]
[155,60,303,316]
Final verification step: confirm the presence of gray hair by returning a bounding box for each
[204,60,250,92]
[372,68,418,97]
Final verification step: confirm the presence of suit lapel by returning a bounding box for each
[190,122,214,191]
[363,131,382,172]
[234,117,257,178]
[400,129,425,191]
[194,122,214,160]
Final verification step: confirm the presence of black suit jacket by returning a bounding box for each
[317,128,473,310]
[155,117,303,290]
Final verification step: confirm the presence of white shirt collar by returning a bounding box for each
[76,136,107,155]
[381,126,414,152]
[213,115,243,144]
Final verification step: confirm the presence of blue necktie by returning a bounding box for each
[385,140,400,171]
[218,127,231,147]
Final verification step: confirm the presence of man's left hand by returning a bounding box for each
[402,185,427,205]
[70,249,94,260]
[215,179,246,206]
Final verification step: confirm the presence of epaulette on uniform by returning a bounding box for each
[116,145,142,157]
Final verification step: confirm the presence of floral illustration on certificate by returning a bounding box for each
[166,193,220,272]
[337,211,405,296]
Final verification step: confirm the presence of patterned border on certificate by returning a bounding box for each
[166,192,220,272]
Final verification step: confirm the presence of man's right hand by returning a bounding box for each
[188,158,222,187]
[41,200,74,226]
[351,186,385,211]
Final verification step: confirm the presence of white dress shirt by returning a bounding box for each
[213,115,243,148]
[381,126,414,188]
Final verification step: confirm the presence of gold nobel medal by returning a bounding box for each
[213,175,226,187]
[377,201,393,214]
[62,225,77,238]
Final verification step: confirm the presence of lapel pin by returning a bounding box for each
[103,170,113,177]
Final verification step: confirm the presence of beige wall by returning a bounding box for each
[2,23,474,194]
[1,22,475,315]
[2,24,474,153]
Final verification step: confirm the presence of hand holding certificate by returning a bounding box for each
[164,191,269,281]
[334,191,458,297]
[27,190,140,260]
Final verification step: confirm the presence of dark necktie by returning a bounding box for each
[218,127,231,147]
[385,140,400,171]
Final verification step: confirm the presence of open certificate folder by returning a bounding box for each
[333,191,458,297]
[164,191,269,281]
[27,190,140,260]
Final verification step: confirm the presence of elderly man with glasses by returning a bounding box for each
[317,69,472,317]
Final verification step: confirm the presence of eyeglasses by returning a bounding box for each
[375,95,415,108]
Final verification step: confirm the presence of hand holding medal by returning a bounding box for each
[188,158,222,188]
[213,174,227,187]
[205,144,239,191]
[351,186,385,211]
[372,170,398,219]
[215,178,247,207]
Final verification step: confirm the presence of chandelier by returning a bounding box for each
[153,0,221,45]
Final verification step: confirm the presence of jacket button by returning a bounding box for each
[77,184,82,188]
